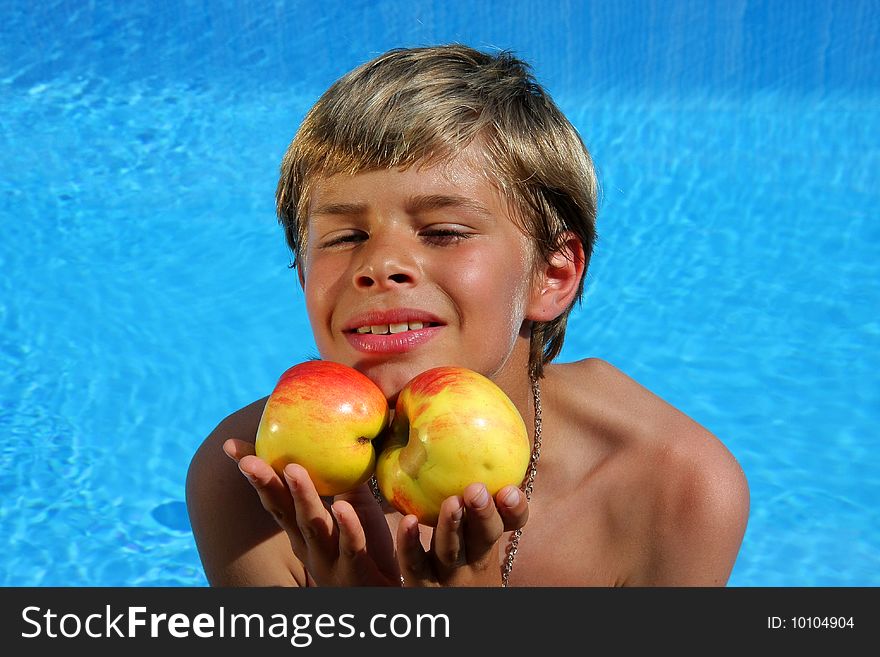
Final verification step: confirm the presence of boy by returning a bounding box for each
[186,45,749,587]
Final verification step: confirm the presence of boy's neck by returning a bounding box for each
[486,330,537,441]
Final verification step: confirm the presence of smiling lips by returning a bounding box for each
[355,320,428,334]
[343,309,443,354]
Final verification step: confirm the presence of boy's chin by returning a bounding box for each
[350,362,422,405]
[371,374,409,407]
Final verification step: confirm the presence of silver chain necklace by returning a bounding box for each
[368,376,542,588]
[501,375,542,587]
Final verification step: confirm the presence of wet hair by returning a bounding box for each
[277,44,598,379]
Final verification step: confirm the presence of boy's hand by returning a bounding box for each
[396,482,529,587]
[223,439,401,586]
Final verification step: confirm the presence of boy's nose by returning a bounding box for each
[352,242,419,290]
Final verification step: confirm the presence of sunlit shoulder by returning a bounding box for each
[540,358,749,585]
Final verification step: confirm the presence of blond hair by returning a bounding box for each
[277,44,598,378]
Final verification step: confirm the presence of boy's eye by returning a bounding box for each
[420,228,473,245]
[321,232,366,248]
[319,228,473,249]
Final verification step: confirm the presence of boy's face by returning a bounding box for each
[299,147,540,401]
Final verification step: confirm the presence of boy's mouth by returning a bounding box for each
[342,309,445,354]
[351,321,442,335]
[342,308,445,334]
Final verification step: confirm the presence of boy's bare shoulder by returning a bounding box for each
[551,357,740,456]
[548,357,717,445]
[186,397,306,586]
[547,359,750,585]
[187,397,268,484]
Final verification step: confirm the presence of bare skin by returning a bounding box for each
[186,151,749,587]
[187,358,749,586]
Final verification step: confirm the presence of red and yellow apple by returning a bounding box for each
[255,360,389,496]
[375,366,531,526]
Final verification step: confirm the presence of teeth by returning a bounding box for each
[354,321,430,335]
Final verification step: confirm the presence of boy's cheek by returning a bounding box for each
[302,261,347,303]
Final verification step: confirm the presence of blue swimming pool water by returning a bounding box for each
[2,0,878,586]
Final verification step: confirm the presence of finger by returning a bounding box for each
[495,485,529,532]
[284,463,335,549]
[329,500,370,584]
[222,438,256,462]
[462,483,504,565]
[397,515,430,587]
[337,484,398,579]
[237,455,305,553]
[331,500,368,558]
[432,496,466,568]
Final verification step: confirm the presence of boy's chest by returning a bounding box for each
[502,492,628,587]
[381,488,631,587]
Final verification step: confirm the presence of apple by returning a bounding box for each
[255,360,389,496]
[375,366,531,526]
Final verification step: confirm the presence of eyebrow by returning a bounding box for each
[310,202,367,218]
[309,194,493,220]
[405,194,493,218]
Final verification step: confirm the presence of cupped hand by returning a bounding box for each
[396,482,529,587]
[223,439,401,586]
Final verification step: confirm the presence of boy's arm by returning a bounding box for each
[186,398,308,586]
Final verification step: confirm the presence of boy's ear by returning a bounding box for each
[526,232,586,322]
